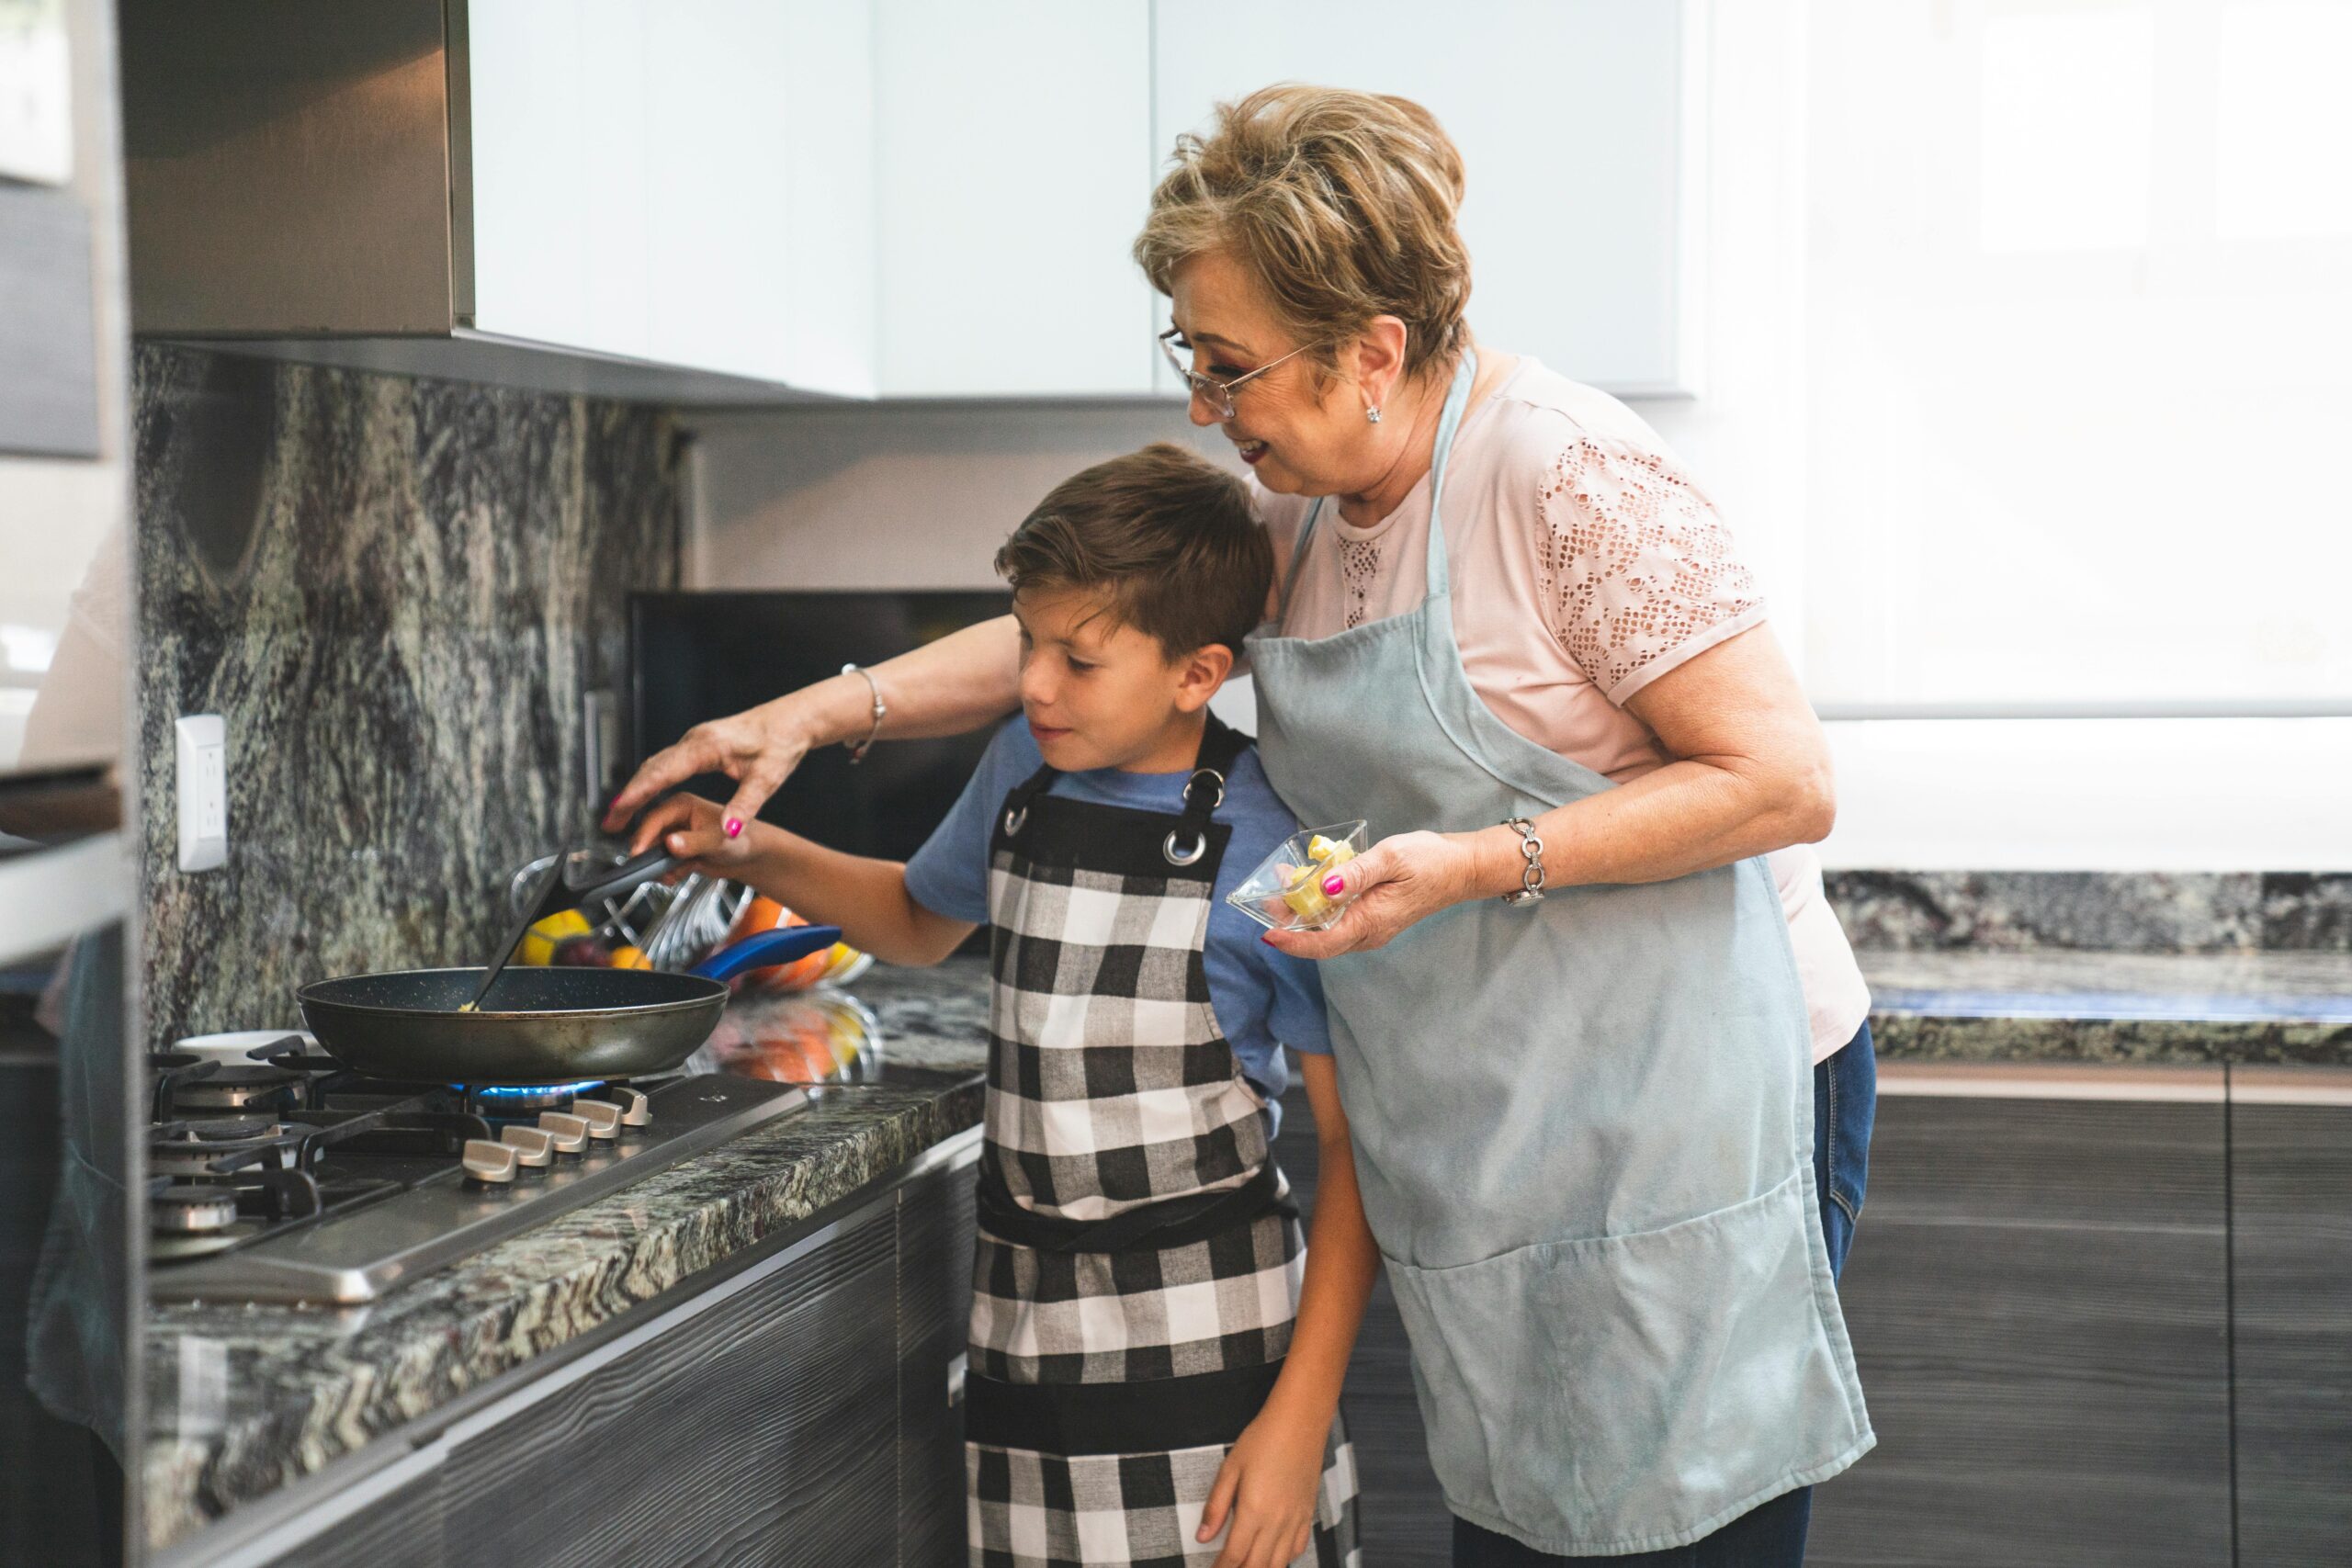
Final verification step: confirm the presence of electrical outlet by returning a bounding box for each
[175,714,228,872]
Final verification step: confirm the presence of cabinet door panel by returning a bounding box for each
[876,0,1158,395]
[440,1205,899,1568]
[1152,0,1692,396]
[1808,1089,2231,1568]
[899,1158,978,1568]
[266,1467,445,1568]
[466,0,653,359]
[2231,1075,2352,1565]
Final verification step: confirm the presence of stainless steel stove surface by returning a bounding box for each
[146,1038,808,1304]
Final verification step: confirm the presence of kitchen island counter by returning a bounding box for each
[1861,948,2352,1066]
[142,961,990,1558]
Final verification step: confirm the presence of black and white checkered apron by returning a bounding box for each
[964,716,1361,1568]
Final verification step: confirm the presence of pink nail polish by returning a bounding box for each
[1323,874,1345,896]
[724,818,743,839]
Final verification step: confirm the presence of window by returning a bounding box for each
[1800,0,2352,715]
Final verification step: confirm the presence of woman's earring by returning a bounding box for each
[1365,405,1383,424]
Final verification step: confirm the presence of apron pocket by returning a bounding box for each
[1381,1169,1871,1555]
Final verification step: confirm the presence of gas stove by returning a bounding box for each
[146,1034,808,1305]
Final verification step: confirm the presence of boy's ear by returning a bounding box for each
[1170,640,1236,714]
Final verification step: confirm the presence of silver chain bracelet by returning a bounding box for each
[841,663,887,764]
[1500,817,1547,906]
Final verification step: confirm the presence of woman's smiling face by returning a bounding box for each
[1169,250,1385,500]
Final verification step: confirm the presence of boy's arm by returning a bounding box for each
[733,829,976,967]
[630,795,975,967]
[1261,1053,1380,1431]
[1198,1052,1379,1565]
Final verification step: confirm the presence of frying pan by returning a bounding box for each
[299,848,842,1084]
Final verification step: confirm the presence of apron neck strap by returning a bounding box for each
[1272,347,1481,619]
[1421,347,1478,599]
[1000,711,1251,845]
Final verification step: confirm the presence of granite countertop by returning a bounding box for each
[1860,949,2352,1066]
[143,961,992,1554]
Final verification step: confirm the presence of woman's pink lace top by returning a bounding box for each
[1255,359,1870,1063]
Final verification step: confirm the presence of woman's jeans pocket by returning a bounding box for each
[1813,1021,1877,1280]
[1381,1172,1869,1556]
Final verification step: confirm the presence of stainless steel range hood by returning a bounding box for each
[116,0,851,404]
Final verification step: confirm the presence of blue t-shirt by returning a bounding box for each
[903,718,1332,1106]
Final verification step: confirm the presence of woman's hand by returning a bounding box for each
[1199,1404,1330,1568]
[603,694,818,842]
[1262,829,1498,959]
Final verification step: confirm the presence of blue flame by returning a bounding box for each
[454,1079,606,1099]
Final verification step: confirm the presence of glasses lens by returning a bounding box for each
[1160,334,1234,418]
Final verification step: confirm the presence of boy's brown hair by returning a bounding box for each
[994,442,1270,658]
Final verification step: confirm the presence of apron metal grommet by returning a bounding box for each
[1003,806,1027,836]
[1162,829,1207,866]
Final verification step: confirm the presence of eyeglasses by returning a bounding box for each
[1158,328,1313,421]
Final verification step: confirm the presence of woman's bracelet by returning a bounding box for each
[841,664,887,764]
[1499,817,1547,906]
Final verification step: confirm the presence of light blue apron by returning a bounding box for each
[1245,353,1872,1556]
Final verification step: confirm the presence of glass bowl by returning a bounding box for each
[1225,820,1370,932]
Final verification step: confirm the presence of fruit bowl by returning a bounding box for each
[1225,820,1370,933]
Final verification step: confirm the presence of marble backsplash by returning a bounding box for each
[134,347,680,1044]
[1825,871,2352,954]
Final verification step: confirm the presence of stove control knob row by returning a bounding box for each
[571,1100,622,1141]
[499,1124,555,1168]
[537,1111,589,1156]
[604,1086,650,1128]
[462,1138,519,1185]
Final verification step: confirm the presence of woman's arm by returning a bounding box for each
[1270,624,1832,958]
[603,614,1024,836]
[1199,1054,1378,1567]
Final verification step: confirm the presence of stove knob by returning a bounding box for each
[499,1124,555,1168]
[462,1138,519,1185]
[606,1085,650,1128]
[571,1100,622,1141]
[537,1111,589,1156]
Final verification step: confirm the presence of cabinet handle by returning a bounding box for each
[1876,1062,2225,1102]
[2230,1066,2352,1107]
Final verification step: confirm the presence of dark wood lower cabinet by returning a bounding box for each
[225,1142,981,1568]
[2230,1068,2352,1566]
[898,1152,980,1568]
[1808,1072,2233,1568]
[440,1200,901,1567]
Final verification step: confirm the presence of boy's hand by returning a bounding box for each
[628,794,767,876]
[1198,1404,1328,1568]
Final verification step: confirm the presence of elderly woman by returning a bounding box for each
[613,86,1877,1567]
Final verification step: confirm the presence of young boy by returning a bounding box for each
[635,443,1374,1568]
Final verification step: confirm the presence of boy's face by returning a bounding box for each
[1012,587,1229,773]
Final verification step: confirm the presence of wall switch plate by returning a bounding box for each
[175,714,228,872]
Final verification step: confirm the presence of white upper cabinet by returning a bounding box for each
[874,1,1159,397]
[1152,0,1699,397]
[467,0,874,397]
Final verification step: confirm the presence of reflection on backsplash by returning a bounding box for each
[134,345,681,1043]
[1826,870,2352,954]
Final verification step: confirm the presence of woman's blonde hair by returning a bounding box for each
[1135,83,1472,380]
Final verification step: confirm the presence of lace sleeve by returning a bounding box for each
[1535,434,1765,701]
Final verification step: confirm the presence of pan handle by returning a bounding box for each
[566,847,680,908]
[689,924,844,983]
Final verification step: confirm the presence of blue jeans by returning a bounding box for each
[1453,1021,1877,1568]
